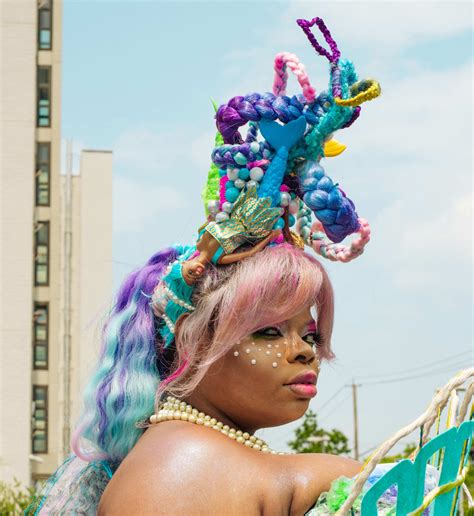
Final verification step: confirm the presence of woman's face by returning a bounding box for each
[187,304,322,433]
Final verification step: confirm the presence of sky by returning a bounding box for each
[62,0,473,455]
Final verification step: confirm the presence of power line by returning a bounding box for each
[360,363,469,386]
[355,350,471,380]
[319,391,352,424]
[316,385,347,415]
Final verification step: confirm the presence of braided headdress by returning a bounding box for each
[152,16,381,347]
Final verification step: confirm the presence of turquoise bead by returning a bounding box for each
[234,152,248,165]
[288,215,296,226]
[225,187,240,203]
[238,168,250,180]
[225,180,234,190]
[273,217,285,230]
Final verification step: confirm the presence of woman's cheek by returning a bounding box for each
[231,338,286,375]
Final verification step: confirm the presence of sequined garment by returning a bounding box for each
[205,184,282,255]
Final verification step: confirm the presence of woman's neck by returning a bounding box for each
[182,393,256,434]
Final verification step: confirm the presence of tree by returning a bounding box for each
[0,479,36,515]
[288,409,351,455]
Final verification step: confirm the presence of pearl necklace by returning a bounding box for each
[149,396,286,455]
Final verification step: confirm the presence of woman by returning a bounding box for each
[92,243,360,515]
[29,16,379,514]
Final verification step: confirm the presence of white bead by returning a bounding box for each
[233,351,239,357]
[223,425,230,431]
[245,348,251,354]
[267,344,272,348]
[150,414,158,424]
[229,433,236,440]
[244,440,253,447]
[215,211,229,223]
[222,201,233,213]
[204,421,211,427]
[265,351,270,356]
[250,141,260,153]
[207,200,220,214]
[227,168,239,181]
[250,436,257,443]
[249,167,264,181]
[180,413,189,421]
[276,352,282,358]
[210,418,217,425]
[243,432,250,440]
[237,436,245,444]
[253,444,261,451]
[234,178,246,189]
[236,430,243,436]
[246,180,259,189]
[251,359,257,365]
[280,191,291,207]
[272,362,278,368]
[216,422,223,428]
[188,415,196,423]
[196,418,204,425]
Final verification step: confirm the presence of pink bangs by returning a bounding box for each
[214,243,335,360]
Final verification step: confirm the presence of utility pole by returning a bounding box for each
[352,379,360,461]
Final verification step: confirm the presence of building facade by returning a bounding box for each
[0,0,113,485]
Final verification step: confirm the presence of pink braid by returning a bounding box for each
[273,52,316,103]
[310,218,371,263]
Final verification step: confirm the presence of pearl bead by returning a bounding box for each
[276,353,282,357]
[272,362,278,368]
[280,191,291,207]
[233,351,239,357]
[227,168,239,181]
[249,167,264,181]
[251,359,257,365]
[267,344,272,348]
[207,200,220,214]
[245,348,251,354]
[246,179,258,189]
[215,211,229,223]
[149,397,286,455]
[265,351,270,356]
[222,201,233,213]
[234,178,246,189]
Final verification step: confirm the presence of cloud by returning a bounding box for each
[113,176,188,233]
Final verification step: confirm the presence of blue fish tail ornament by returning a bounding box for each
[258,116,306,207]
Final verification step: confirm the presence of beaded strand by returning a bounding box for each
[149,396,286,455]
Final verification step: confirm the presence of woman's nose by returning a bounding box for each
[285,334,316,365]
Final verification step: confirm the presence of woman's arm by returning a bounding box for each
[281,453,362,515]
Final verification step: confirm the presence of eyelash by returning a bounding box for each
[252,327,324,348]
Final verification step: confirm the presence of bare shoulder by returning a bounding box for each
[98,422,293,516]
[283,452,362,515]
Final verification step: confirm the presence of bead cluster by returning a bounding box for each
[163,284,195,312]
[234,341,284,368]
[149,396,286,455]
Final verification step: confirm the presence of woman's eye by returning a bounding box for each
[303,332,324,348]
[253,327,282,338]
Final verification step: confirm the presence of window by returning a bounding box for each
[34,221,49,286]
[33,303,48,369]
[37,67,51,127]
[38,0,53,50]
[32,385,48,454]
[35,142,50,206]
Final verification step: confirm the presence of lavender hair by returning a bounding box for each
[71,243,334,464]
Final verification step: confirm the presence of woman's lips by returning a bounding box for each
[286,383,317,398]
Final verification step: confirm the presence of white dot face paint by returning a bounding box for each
[234,351,239,357]
[250,359,257,365]
[272,362,278,368]
[245,349,251,354]
[265,351,271,356]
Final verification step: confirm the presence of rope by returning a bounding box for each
[335,369,474,515]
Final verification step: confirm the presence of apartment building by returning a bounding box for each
[0,0,113,485]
